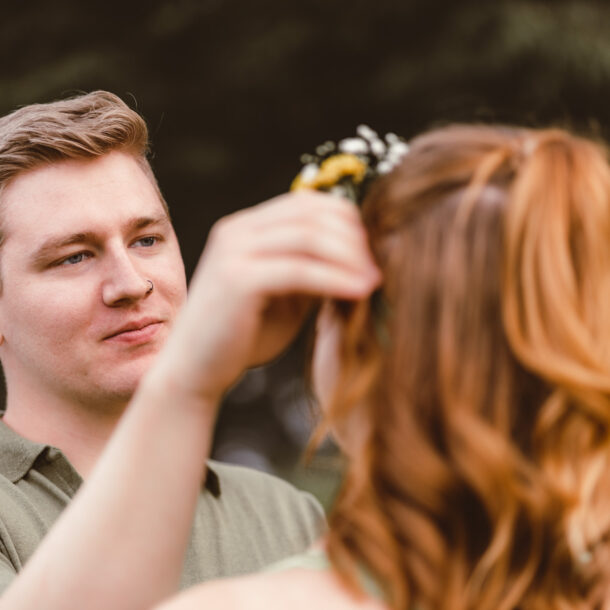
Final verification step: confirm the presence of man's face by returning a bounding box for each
[0,151,187,409]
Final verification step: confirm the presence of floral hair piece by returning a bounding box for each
[290,125,409,204]
[291,126,406,346]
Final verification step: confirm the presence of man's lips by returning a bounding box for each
[103,319,163,343]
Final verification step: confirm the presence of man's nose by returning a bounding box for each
[102,251,152,307]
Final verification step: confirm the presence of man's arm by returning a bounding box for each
[0,192,380,610]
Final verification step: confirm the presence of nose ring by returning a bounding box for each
[145,279,154,294]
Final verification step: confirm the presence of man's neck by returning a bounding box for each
[2,391,127,479]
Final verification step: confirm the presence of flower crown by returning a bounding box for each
[291,126,407,346]
[290,125,409,204]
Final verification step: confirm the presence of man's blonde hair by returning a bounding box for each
[0,90,167,219]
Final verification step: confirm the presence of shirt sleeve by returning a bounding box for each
[0,547,16,595]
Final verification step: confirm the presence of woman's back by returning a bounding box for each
[159,558,388,610]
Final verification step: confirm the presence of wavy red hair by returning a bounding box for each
[319,125,610,609]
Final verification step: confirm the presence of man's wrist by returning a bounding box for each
[136,362,221,425]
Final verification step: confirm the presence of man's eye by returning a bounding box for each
[134,236,157,247]
[59,252,90,266]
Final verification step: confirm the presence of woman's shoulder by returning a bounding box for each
[254,566,389,610]
[156,563,388,610]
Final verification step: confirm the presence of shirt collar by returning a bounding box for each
[0,419,221,497]
[0,419,48,483]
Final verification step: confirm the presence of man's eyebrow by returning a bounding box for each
[30,232,95,266]
[124,214,171,233]
[30,214,171,265]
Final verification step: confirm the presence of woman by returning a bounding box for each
[159,124,610,609]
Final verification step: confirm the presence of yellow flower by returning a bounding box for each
[291,154,367,191]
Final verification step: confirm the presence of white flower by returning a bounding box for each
[356,124,378,141]
[338,137,369,155]
[389,141,409,156]
[385,132,400,144]
[370,138,386,157]
[377,160,394,174]
[329,185,348,197]
[299,163,320,185]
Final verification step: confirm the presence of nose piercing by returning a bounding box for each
[145,279,154,294]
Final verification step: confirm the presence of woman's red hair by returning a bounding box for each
[320,125,610,609]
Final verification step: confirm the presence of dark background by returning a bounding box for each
[2,0,610,505]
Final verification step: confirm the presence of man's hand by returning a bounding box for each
[155,191,381,405]
[0,190,377,610]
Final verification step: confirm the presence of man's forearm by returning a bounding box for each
[0,190,380,610]
[0,371,217,610]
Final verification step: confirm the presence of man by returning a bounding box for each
[0,91,380,608]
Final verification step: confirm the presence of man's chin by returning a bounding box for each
[95,359,156,403]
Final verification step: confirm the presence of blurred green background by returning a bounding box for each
[2,0,610,507]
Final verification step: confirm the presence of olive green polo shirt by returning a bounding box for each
[0,420,325,593]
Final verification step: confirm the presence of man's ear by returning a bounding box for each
[0,310,4,345]
[0,286,5,345]
[0,281,4,345]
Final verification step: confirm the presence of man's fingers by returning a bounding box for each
[243,257,380,300]
[249,226,378,277]
[175,189,381,400]
[208,192,379,282]
[228,191,365,235]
